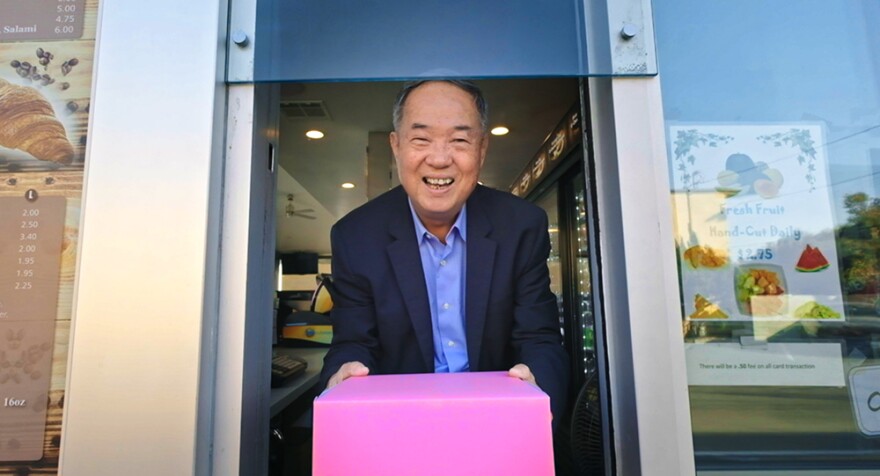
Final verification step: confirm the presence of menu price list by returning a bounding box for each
[0,0,86,41]
[0,195,64,462]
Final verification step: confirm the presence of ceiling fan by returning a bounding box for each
[284,194,316,219]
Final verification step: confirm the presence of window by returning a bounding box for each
[657,0,880,471]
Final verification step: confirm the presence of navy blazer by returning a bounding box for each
[320,185,569,420]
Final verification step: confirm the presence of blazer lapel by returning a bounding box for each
[465,188,496,370]
[387,195,434,372]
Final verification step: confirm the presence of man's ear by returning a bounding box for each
[479,133,489,167]
[389,131,399,160]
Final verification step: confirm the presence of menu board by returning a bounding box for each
[0,0,98,470]
[0,196,66,320]
[669,124,845,322]
[0,196,65,461]
[0,0,86,41]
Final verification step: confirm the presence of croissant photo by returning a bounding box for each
[0,78,75,164]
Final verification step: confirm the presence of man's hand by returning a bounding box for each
[508,363,537,386]
[326,361,370,389]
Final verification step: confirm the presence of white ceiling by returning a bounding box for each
[276,78,579,255]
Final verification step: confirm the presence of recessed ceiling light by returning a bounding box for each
[341,182,356,189]
[306,130,325,139]
[490,126,509,136]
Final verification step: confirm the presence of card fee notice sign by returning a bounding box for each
[685,342,845,387]
[0,0,86,41]
[0,196,65,461]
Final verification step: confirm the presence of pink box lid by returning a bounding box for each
[314,371,555,476]
[317,370,549,402]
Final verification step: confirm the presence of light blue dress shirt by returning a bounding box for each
[409,200,469,373]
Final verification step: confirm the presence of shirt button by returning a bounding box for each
[439,259,447,266]
[448,341,455,347]
[442,303,450,310]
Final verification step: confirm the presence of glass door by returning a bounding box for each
[533,162,607,475]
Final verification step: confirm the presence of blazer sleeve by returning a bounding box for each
[319,223,381,388]
[511,211,570,422]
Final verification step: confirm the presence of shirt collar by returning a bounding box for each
[408,199,467,243]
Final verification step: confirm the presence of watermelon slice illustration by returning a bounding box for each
[795,244,829,272]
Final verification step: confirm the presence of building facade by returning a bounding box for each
[0,0,877,475]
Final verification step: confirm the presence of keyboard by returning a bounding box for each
[271,354,308,388]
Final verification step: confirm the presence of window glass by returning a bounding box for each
[657,0,880,471]
[535,186,564,333]
[570,173,595,364]
[252,0,594,82]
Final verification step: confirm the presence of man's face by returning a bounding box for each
[390,82,488,228]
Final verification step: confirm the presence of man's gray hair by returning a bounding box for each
[392,80,488,133]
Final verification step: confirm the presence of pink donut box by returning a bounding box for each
[313,371,555,476]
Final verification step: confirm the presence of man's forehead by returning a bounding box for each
[401,103,481,129]
[407,84,477,107]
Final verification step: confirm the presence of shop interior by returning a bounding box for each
[265,78,607,475]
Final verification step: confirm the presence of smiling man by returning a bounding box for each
[320,80,569,423]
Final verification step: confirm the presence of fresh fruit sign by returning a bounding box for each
[669,124,845,321]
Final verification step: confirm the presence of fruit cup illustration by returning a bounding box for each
[734,264,787,316]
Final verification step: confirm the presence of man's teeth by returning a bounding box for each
[424,178,453,186]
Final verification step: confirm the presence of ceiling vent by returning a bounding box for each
[280,100,331,120]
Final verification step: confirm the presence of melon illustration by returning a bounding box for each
[754,178,779,199]
[720,153,784,197]
[795,244,829,272]
[763,168,784,188]
[717,169,739,187]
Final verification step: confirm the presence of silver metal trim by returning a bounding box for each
[587,75,696,475]
[227,0,257,82]
[59,0,229,474]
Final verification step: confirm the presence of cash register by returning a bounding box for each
[271,353,307,387]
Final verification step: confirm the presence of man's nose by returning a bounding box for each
[425,141,453,167]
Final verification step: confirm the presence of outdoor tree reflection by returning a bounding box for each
[838,192,880,315]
